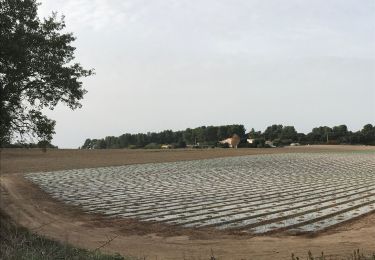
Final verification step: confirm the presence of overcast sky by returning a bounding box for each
[38,0,375,148]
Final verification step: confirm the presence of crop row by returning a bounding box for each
[26,152,375,234]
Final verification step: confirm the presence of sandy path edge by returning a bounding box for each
[1,173,375,260]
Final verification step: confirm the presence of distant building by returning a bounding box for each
[219,134,241,148]
[247,139,255,144]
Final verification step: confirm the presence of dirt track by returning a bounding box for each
[1,146,375,259]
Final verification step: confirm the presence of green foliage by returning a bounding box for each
[82,124,246,149]
[144,142,161,149]
[96,139,107,149]
[307,126,333,143]
[248,128,262,139]
[263,125,298,143]
[81,123,375,149]
[82,138,93,149]
[280,126,298,141]
[306,124,375,145]
[0,0,93,147]
[361,124,375,145]
[172,139,187,148]
[264,124,283,140]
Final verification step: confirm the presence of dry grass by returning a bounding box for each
[291,250,375,260]
[0,209,131,260]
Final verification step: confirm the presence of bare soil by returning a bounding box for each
[1,146,374,259]
[1,145,374,175]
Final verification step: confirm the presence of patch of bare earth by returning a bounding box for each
[2,145,373,175]
[1,146,375,259]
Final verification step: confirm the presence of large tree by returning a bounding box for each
[0,0,93,146]
[264,124,283,141]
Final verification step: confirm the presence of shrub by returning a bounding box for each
[144,143,161,149]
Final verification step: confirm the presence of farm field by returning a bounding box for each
[25,152,375,235]
[1,146,375,259]
[2,145,373,175]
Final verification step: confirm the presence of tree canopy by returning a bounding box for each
[0,0,93,146]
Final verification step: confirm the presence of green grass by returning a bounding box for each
[0,210,132,260]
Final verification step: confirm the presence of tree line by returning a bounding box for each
[81,123,375,149]
[82,125,246,149]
